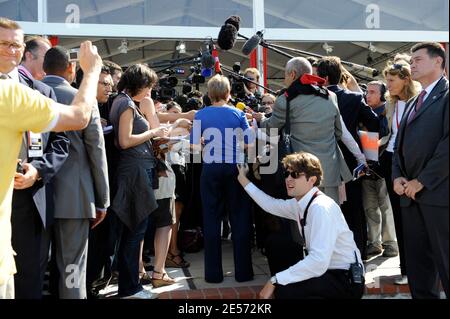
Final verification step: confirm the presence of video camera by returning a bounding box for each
[190,64,206,85]
[153,69,178,101]
[228,62,261,111]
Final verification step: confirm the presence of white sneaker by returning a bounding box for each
[121,289,158,299]
[394,275,408,285]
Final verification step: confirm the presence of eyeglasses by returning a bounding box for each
[0,40,25,52]
[261,101,274,106]
[283,170,306,179]
[98,81,113,87]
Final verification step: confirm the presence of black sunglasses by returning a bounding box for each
[390,63,408,71]
[283,170,306,179]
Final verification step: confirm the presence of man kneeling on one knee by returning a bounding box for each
[237,152,365,299]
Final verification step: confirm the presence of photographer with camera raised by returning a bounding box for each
[237,152,364,299]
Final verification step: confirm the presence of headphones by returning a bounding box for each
[379,82,387,102]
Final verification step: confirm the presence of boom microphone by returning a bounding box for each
[242,31,263,56]
[217,15,241,50]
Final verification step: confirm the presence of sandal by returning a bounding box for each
[151,270,176,288]
[165,252,190,268]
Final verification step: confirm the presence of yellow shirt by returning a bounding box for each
[0,79,58,285]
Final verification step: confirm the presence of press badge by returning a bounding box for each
[28,131,43,158]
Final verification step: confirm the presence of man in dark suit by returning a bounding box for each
[0,34,70,299]
[316,56,380,259]
[393,42,448,299]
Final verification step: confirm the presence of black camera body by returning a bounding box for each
[153,73,178,101]
[349,252,364,284]
[16,161,24,174]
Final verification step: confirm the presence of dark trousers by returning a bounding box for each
[340,179,367,259]
[11,190,45,299]
[379,151,406,274]
[117,216,149,297]
[274,269,364,299]
[401,202,448,298]
[86,210,119,296]
[200,164,253,283]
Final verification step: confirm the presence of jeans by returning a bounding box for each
[117,217,149,297]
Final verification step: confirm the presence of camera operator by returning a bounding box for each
[237,152,364,299]
[242,68,261,111]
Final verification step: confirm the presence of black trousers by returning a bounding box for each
[401,202,449,298]
[379,151,406,274]
[340,179,367,259]
[274,269,364,299]
[11,190,46,299]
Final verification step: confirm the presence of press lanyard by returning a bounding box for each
[395,101,400,130]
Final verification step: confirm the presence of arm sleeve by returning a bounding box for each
[30,132,70,185]
[417,94,449,190]
[244,182,298,221]
[0,81,59,133]
[83,104,110,209]
[358,95,380,132]
[340,116,366,165]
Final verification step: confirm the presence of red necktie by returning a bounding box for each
[407,90,426,124]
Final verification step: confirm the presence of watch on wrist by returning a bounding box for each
[270,276,277,285]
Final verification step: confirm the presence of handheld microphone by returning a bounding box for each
[242,31,263,56]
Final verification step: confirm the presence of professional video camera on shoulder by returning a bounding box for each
[155,70,178,100]
[228,62,261,110]
[190,64,206,85]
[229,62,245,99]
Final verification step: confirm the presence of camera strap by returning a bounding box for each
[300,190,322,256]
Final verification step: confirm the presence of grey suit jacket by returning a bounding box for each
[392,76,449,207]
[42,75,110,219]
[261,91,352,188]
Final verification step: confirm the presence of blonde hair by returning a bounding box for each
[383,61,418,103]
[262,93,276,101]
[207,74,230,103]
[244,67,260,80]
[0,17,21,30]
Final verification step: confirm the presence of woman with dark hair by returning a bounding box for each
[109,64,168,298]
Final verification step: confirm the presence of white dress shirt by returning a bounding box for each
[387,100,406,153]
[422,76,443,102]
[244,184,363,286]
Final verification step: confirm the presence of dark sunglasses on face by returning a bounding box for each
[283,170,306,179]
